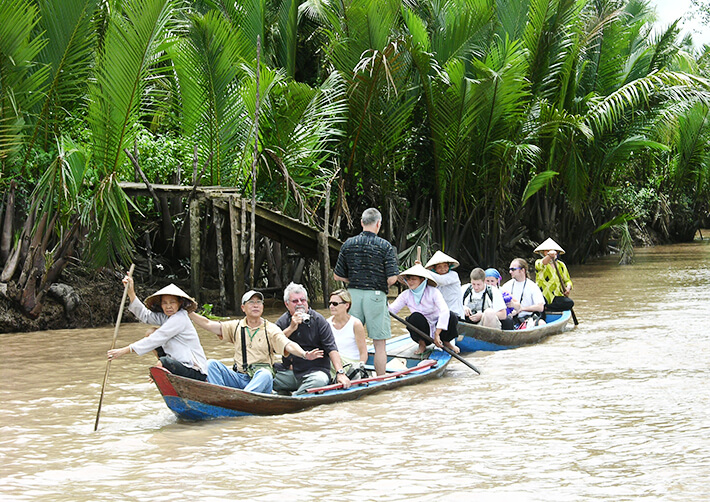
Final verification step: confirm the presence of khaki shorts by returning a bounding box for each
[348,288,392,340]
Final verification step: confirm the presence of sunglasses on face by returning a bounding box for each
[329,301,347,307]
[509,267,523,271]
[290,298,308,304]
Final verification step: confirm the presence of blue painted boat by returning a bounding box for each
[150,335,450,420]
[455,311,572,353]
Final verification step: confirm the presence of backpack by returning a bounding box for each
[462,285,493,311]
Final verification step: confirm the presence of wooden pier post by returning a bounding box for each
[214,206,226,314]
[229,196,243,312]
[189,198,201,303]
[317,231,331,307]
[240,198,248,293]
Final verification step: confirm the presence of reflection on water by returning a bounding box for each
[2,242,710,501]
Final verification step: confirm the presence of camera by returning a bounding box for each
[295,305,311,325]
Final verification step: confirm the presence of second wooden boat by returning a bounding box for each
[455,311,572,352]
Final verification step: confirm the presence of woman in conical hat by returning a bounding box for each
[107,277,208,381]
[533,237,565,255]
[533,237,574,310]
[144,283,197,313]
[424,251,464,319]
[388,263,460,355]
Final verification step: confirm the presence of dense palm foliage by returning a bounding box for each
[2,0,710,316]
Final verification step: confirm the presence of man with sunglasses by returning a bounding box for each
[501,258,546,327]
[189,290,321,394]
[274,282,351,395]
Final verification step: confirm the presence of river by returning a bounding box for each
[1,242,709,501]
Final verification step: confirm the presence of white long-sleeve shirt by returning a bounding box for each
[128,298,207,374]
[432,270,464,318]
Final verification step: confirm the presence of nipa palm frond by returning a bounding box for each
[89,0,179,175]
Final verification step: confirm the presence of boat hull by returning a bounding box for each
[150,336,450,420]
[456,311,571,352]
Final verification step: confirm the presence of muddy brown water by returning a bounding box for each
[1,242,709,501]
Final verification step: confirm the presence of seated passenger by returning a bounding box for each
[461,268,507,329]
[485,268,515,329]
[189,290,321,394]
[424,251,464,319]
[107,278,207,381]
[388,264,459,355]
[274,283,351,395]
[501,258,546,327]
[327,289,368,379]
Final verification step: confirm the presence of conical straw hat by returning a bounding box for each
[534,237,565,255]
[425,250,460,269]
[398,264,438,286]
[144,283,197,313]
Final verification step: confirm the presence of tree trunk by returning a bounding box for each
[1,181,15,263]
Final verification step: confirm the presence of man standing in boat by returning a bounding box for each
[274,283,351,395]
[334,208,399,375]
[534,237,575,312]
[189,290,322,394]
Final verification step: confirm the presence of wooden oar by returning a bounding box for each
[94,263,135,431]
[551,257,578,325]
[307,359,437,393]
[388,311,481,374]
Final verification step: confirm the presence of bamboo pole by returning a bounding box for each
[94,264,135,431]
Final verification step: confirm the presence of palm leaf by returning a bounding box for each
[586,71,710,137]
[30,136,88,227]
[521,169,558,204]
[89,0,179,175]
[171,9,252,184]
[22,0,98,158]
[86,0,178,267]
[0,0,48,164]
[276,0,299,78]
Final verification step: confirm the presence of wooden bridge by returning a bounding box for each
[119,182,342,311]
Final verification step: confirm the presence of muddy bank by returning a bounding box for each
[0,266,190,334]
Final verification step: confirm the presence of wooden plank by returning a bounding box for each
[306,359,437,393]
[118,182,241,195]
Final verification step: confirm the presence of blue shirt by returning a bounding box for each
[275,309,338,379]
[334,231,398,292]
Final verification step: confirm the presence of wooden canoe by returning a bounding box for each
[149,335,451,420]
[455,311,571,353]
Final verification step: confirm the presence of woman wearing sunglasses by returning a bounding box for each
[501,258,546,328]
[327,289,368,375]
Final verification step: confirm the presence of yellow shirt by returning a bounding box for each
[535,259,572,303]
[220,318,290,373]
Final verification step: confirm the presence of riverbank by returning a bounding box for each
[0,267,126,333]
[2,228,706,333]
